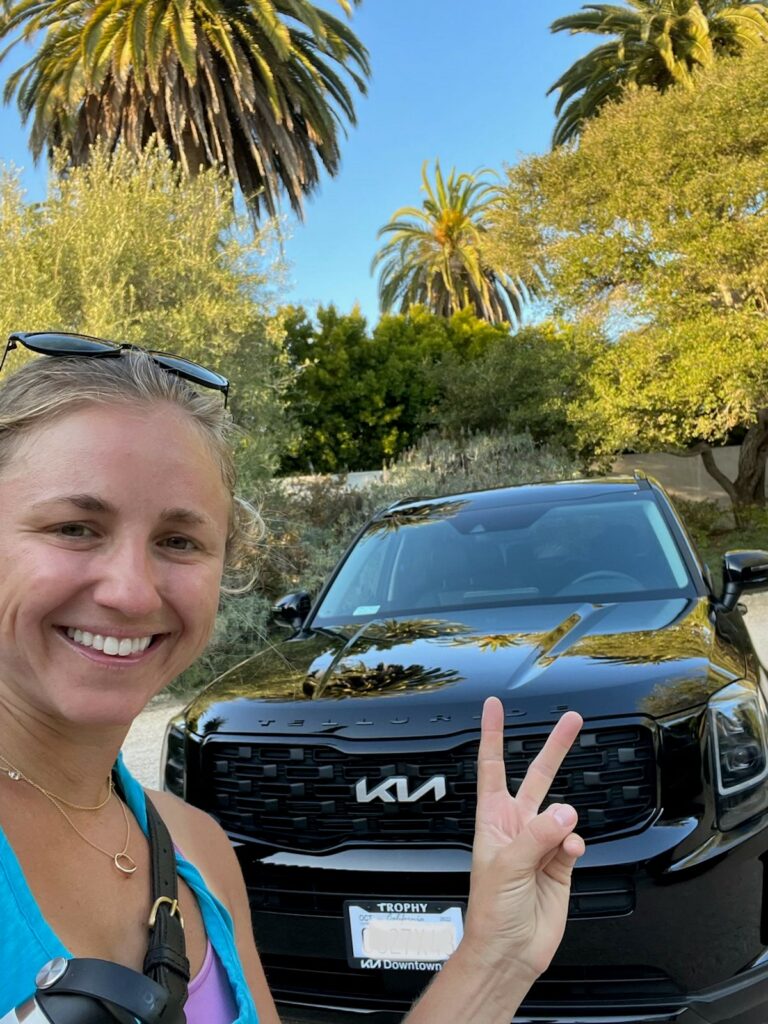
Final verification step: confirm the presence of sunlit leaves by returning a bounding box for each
[489,48,768,503]
[0,146,287,470]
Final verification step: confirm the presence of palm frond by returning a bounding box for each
[0,0,369,218]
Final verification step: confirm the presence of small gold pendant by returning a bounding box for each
[114,852,137,875]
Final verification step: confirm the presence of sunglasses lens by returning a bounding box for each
[12,333,119,355]
[151,354,229,390]
[6,334,228,402]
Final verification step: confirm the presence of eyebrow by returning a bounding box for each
[32,494,115,514]
[159,507,212,527]
[32,495,213,527]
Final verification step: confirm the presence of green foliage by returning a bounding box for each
[0,146,287,477]
[549,0,768,145]
[488,49,768,506]
[0,0,369,219]
[572,314,768,453]
[673,498,768,588]
[170,590,273,696]
[372,161,539,325]
[430,321,602,452]
[279,305,510,474]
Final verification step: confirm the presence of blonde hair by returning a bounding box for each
[0,349,262,589]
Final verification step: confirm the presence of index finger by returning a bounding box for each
[515,710,583,819]
[476,696,509,803]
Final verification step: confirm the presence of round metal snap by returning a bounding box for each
[35,957,69,989]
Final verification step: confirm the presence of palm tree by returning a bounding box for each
[0,0,369,219]
[371,161,538,326]
[549,1,768,146]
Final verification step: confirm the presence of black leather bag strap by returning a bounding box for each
[143,794,190,1020]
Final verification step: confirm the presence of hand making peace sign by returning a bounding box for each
[462,697,585,982]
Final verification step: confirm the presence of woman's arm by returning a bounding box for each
[402,698,584,1024]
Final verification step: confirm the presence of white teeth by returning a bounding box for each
[65,629,154,658]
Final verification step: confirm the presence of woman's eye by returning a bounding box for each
[56,523,94,539]
[162,536,198,552]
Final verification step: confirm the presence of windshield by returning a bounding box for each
[312,491,695,626]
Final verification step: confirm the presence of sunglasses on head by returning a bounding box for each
[2,331,230,406]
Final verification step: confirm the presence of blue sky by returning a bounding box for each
[0,0,593,325]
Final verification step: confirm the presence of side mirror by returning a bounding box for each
[718,550,768,612]
[272,591,312,630]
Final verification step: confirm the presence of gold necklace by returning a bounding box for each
[0,753,113,809]
[0,752,136,875]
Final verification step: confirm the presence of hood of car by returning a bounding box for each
[184,596,746,738]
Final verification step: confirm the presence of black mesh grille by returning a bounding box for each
[203,724,656,851]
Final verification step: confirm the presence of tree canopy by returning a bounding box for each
[279,305,510,473]
[549,0,768,146]
[0,146,287,475]
[0,0,369,219]
[371,161,537,326]
[487,48,768,509]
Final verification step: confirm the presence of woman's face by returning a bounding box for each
[0,401,231,726]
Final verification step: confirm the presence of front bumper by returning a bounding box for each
[238,821,768,1023]
[275,959,768,1024]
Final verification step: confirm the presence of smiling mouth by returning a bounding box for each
[61,627,160,658]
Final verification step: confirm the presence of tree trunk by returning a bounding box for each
[697,409,768,525]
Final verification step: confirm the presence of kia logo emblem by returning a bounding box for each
[355,776,447,803]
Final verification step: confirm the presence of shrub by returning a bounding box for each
[279,306,509,474]
[673,498,768,589]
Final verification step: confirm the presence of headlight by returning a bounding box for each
[709,681,768,830]
[161,715,187,798]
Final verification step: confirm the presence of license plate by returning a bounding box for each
[344,900,465,970]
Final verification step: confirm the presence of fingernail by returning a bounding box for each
[554,805,575,826]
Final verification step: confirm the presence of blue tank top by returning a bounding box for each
[0,754,259,1023]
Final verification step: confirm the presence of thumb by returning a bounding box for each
[499,803,579,875]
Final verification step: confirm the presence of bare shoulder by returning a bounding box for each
[144,788,240,907]
[144,791,282,1023]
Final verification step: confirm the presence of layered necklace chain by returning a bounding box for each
[0,752,137,875]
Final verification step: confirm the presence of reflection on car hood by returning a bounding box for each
[184,597,746,738]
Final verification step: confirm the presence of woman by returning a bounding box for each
[0,332,584,1023]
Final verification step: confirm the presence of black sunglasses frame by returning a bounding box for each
[3,331,230,406]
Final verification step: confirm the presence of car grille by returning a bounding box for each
[261,957,682,1018]
[203,724,656,852]
[246,863,635,920]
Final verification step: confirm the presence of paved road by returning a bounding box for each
[122,693,186,789]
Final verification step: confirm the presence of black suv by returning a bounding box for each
[164,475,768,1023]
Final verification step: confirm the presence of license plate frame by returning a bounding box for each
[344,899,465,971]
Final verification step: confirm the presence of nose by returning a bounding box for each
[91,537,164,619]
